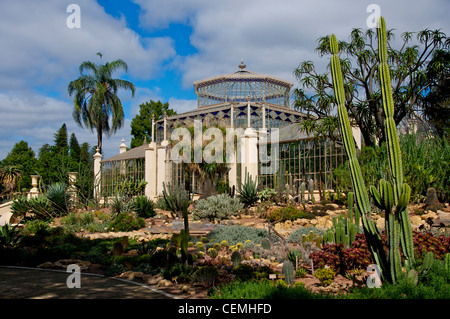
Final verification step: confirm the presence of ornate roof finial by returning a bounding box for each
[239,59,246,70]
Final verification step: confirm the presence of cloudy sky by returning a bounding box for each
[0,0,449,160]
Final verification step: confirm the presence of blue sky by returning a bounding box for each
[0,0,449,160]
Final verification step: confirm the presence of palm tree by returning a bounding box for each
[68,52,135,154]
[0,165,23,194]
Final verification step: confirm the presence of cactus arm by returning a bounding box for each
[329,33,390,282]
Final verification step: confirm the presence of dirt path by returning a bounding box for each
[0,266,177,299]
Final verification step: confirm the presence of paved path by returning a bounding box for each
[0,266,177,299]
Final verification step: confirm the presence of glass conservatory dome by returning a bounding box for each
[193,60,293,108]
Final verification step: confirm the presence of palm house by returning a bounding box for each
[98,61,352,200]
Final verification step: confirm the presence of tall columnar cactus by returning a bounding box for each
[282,261,295,285]
[329,17,414,284]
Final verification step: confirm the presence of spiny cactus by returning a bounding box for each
[207,247,218,259]
[323,194,358,248]
[329,17,415,284]
[445,253,450,272]
[231,250,241,267]
[261,238,271,250]
[282,261,295,285]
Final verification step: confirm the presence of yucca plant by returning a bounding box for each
[131,195,156,218]
[46,182,71,216]
[329,16,415,284]
[162,182,191,218]
[237,168,259,207]
[0,223,21,248]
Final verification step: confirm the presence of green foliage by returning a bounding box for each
[282,261,295,285]
[68,52,135,154]
[10,195,53,221]
[237,169,259,207]
[333,134,450,202]
[191,266,219,288]
[267,204,314,222]
[323,196,359,248]
[46,182,71,216]
[162,182,191,218]
[108,212,145,232]
[0,223,21,247]
[258,188,278,203]
[130,100,176,148]
[192,193,244,222]
[131,195,156,218]
[231,250,241,267]
[206,225,279,246]
[1,140,37,189]
[260,238,271,250]
[329,18,416,284]
[210,279,332,299]
[314,267,336,286]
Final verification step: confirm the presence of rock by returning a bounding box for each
[425,188,442,212]
[145,274,163,285]
[437,211,450,220]
[316,217,332,229]
[157,279,173,287]
[421,211,438,220]
[376,217,385,229]
[410,215,423,226]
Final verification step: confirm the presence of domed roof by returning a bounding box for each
[193,60,293,89]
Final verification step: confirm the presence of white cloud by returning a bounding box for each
[135,0,450,89]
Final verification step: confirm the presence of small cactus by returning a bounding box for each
[231,250,241,267]
[282,261,295,285]
[444,253,450,272]
[261,238,271,250]
[208,247,218,258]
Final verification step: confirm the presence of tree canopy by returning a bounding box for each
[130,100,176,148]
[68,52,135,154]
[293,27,449,146]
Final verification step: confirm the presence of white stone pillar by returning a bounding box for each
[151,114,155,142]
[157,140,169,196]
[93,148,102,200]
[119,138,127,154]
[247,96,251,128]
[241,128,258,185]
[68,172,78,203]
[28,175,39,199]
[145,141,157,200]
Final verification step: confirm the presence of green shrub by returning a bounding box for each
[131,195,156,218]
[46,182,71,216]
[237,170,259,207]
[267,205,313,222]
[22,219,50,235]
[210,279,332,299]
[191,266,219,288]
[314,267,336,286]
[206,225,279,246]
[10,195,53,221]
[193,194,244,222]
[108,212,146,232]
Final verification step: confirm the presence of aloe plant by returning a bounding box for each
[237,168,259,207]
[328,17,415,284]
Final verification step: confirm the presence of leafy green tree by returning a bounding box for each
[68,52,135,154]
[130,100,176,148]
[54,123,69,154]
[1,140,37,189]
[420,48,450,137]
[293,27,449,146]
[69,133,81,165]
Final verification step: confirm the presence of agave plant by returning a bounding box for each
[46,182,71,216]
[237,169,259,207]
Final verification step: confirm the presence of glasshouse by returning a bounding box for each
[98,61,358,200]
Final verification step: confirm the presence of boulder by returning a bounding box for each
[425,187,442,212]
[421,211,438,220]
